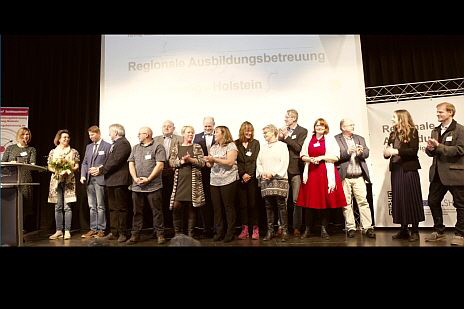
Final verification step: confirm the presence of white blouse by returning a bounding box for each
[256,140,289,180]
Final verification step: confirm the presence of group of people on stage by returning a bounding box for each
[2,102,463,246]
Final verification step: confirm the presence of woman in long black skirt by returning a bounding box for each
[384,109,425,242]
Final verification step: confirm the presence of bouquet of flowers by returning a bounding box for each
[49,157,75,181]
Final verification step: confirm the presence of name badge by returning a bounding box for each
[291,135,296,139]
[314,142,320,147]
[246,151,252,156]
[145,154,151,160]
[98,150,105,155]
[20,151,27,157]
[446,136,453,142]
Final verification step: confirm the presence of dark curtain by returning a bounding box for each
[360,35,464,87]
[2,35,101,233]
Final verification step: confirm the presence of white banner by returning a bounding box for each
[100,35,369,147]
[0,107,29,159]
[367,96,464,227]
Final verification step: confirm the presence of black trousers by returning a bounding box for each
[428,173,464,236]
[131,190,164,236]
[238,177,259,226]
[210,181,237,237]
[107,185,130,236]
[198,168,214,233]
[161,168,175,228]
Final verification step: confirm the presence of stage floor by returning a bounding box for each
[21,227,460,248]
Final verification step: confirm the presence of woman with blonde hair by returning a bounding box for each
[169,125,206,238]
[256,124,289,241]
[2,127,37,232]
[384,109,424,242]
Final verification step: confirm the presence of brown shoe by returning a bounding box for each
[157,235,166,244]
[81,230,97,238]
[93,231,105,238]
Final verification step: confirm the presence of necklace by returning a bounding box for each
[267,140,278,148]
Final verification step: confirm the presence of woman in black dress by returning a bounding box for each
[384,109,424,242]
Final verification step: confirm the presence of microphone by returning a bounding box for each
[0,140,14,153]
[3,139,13,146]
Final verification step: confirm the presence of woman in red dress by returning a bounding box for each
[296,118,347,239]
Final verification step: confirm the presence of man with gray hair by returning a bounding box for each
[278,109,307,238]
[91,123,132,243]
[334,118,375,238]
[193,116,216,238]
[154,120,183,236]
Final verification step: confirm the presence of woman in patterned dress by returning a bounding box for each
[47,129,80,240]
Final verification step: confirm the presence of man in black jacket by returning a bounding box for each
[91,123,132,243]
[278,109,307,237]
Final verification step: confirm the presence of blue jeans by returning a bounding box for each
[55,182,72,231]
[87,177,106,231]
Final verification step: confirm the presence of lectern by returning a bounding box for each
[1,162,47,246]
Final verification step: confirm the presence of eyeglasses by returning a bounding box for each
[138,132,148,136]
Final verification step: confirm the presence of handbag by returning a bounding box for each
[259,177,289,198]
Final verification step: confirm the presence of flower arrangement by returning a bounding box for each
[49,158,75,181]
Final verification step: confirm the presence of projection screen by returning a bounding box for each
[100,35,369,149]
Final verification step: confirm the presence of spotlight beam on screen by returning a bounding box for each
[100,35,369,147]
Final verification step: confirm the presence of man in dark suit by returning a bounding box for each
[335,118,375,238]
[193,116,215,238]
[91,123,132,243]
[153,120,183,236]
[278,109,307,237]
[80,125,112,239]
[425,102,464,246]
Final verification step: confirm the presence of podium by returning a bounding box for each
[1,162,48,246]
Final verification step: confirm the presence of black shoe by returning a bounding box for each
[392,230,410,240]
[321,227,330,240]
[408,232,419,242]
[365,228,376,238]
[126,235,140,244]
[302,227,311,239]
[347,230,356,238]
[223,234,234,243]
[117,234,128,243]
[213,234,224,241]
[263,230,274,241]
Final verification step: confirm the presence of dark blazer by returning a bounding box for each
[235,138,260,178]
[334,133,371,183]
[425,119,464,186]
[80,139,112,185]
[153,134,183,166]
[279,124,308,175]
[385,128,421,171]
[194,132,215,156]
[100,136,132,187]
